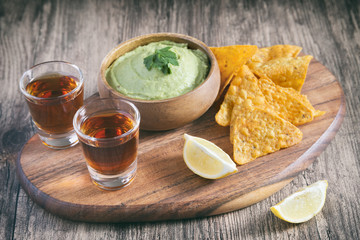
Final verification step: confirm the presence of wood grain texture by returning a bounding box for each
[1,0,359,239]
[16,59,345,222]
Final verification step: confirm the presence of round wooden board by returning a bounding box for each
[16,58,345,223]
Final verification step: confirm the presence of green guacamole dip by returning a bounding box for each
[105,41,209,100]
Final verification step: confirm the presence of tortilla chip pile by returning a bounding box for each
[210,45,258,98]
[211,45,325,165]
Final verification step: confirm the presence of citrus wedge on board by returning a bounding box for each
[270,180,328,223]
[183,134,237,179]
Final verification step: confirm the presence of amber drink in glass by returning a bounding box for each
[73,98,140,190]
[19,61,84,149]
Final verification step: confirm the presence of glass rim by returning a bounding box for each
[73,97,141,143]
[19,60,84,101]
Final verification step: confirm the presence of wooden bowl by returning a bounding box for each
[98,33,220,131]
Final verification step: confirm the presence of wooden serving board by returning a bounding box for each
[16,58,345,223]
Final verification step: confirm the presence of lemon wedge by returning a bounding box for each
[270,180,328,223]
[183,134,237,179]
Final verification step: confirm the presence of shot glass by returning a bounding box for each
[73,98,140,190]
[19,61,84,149]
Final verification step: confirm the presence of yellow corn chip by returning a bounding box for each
[231,100,303,165]
[314,109,326,117]
[215,65,263,126]
[258,77,324,125]
[249,56,313,91]
[249,45,302,64]
[210,45,258,99]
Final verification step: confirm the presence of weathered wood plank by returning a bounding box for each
[0,0,359,239]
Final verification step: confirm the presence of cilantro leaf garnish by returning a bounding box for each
[143,47,179,74]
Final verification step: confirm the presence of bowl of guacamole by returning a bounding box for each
[98,33,220,130]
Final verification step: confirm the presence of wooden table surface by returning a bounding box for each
[1,0,359,239]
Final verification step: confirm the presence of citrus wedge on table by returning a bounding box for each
[270,180,328,223]
[183,134,237,179]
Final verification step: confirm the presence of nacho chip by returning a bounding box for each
[229,95,267,143]
[215,65,263,126]
[249,45,302,64]
[210,45,258,98]
[249,56,313,91]
[258,77,324,125]
[231,100,303,165]
[314,109,326,117]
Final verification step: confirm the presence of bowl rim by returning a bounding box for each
[100,32,219,103]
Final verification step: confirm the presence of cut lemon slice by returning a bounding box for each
[270,180,328,223]
[183,134,237,179]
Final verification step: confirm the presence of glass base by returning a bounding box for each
[87,160,137,191]
[38,130,79,149]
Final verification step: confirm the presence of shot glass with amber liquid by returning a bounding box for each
[73,98,140,190]
[19,61,84,149]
